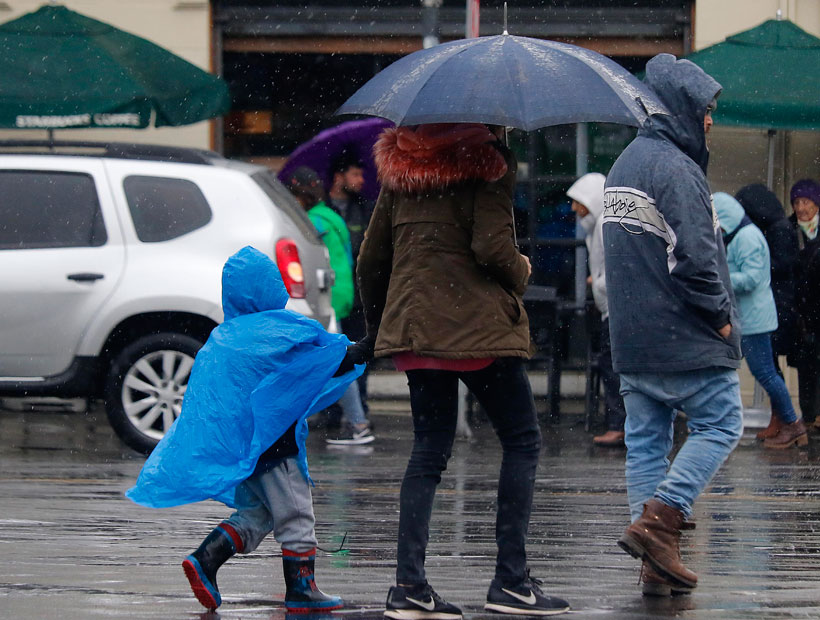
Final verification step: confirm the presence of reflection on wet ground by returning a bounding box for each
[1,401,820,619]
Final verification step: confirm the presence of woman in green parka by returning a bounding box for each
[355,123,569,617]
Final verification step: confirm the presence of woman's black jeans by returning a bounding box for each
[397,358,542,587]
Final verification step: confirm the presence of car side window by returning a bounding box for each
[123,175,212,243]
[0,170,106,250]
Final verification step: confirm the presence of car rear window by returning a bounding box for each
[0,170,107,249]
[124,175,212,242]
[251,170,322,244]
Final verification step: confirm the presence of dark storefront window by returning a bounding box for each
[223,52,401,157]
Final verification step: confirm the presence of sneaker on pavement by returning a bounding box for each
[326,423,375,445]
[384,583,462,619]
[484,573,570,616]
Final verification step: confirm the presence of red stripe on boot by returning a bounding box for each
[218,523,244,553]
[282,547,315,558]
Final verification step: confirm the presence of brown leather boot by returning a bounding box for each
[763,419,808,449]
[618,499,698,589]
[756,412,783,440]
[593,430,625,446]
[641,561,695,596]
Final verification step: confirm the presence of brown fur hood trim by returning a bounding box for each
[374,123,508,194]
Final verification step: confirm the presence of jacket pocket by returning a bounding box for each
[500,289,522,323]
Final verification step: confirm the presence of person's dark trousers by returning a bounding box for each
[797,340,820,425]
[397,358,542,586]
[341,310,370,415]
[599,319,627,432]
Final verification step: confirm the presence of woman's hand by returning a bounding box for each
[333,335,376,376]
[522,255,532,280]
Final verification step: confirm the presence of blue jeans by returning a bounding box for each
[741,332,798,424]
[620,368,743,522]
[337,380,367,426]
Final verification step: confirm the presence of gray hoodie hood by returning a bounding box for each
[640,54,721,174]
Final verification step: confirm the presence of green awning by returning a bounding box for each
[0,4,230,129]
[684,19,820,131]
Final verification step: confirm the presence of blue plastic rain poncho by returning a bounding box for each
[126,246,363,508]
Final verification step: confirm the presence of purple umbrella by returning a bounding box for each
[278,118,393,202]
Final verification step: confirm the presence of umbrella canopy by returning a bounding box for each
[0,4,230,129]
[336,34,667,131]
[278,118,393,202]
[684,19,820,131]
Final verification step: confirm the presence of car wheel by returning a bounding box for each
[105,332,203,454]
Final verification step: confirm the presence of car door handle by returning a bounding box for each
[67,272,105,282]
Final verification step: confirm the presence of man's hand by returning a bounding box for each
[522,255,532,279]
[718,323,732,340]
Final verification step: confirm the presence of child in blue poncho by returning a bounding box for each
[126,246,366,612]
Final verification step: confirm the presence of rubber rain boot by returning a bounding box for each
[282,548,343,612]
[182,523,243,610]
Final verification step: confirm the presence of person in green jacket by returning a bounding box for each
[285,166,374,445]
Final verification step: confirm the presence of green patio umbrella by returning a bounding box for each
[684,18,820,131]
[684,18,820,188]
[0,4,230,130]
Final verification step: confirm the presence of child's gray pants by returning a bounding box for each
[224,457,318,554]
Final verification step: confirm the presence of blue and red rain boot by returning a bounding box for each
[282,548,343,612]
[182,523,243,610]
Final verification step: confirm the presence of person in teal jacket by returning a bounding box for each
[286,166,374,445]
[713,192,807,449]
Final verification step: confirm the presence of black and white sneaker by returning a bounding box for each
[484,573,570,616]
[326,423,375,445]
[384,583,462,619]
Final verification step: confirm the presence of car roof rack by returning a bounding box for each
[0,140,224,165]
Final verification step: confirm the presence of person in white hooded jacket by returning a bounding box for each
[567,172,626,446]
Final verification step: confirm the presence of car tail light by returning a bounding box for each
[275,238,306,298]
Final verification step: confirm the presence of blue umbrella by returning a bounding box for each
[337,34,667,130]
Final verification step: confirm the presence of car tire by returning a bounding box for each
[104,332,203,454]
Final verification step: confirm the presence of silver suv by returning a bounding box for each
[0,141,334,453]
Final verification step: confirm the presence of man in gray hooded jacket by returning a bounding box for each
[602,54,743,596]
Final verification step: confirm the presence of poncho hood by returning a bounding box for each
[374,123,508,194]
[222,246,289,320]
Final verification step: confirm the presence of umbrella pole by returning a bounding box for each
[766,129,776,190]
[502,127,519,248]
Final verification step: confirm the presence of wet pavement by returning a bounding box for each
[2,397,820,619]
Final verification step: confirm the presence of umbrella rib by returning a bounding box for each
[530,39,657,117]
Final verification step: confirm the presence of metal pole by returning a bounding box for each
[465,0,480,38]
[574,123,589,310]
[212,15,225,156]
[766,129,776,190]
[422,0,442,49]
